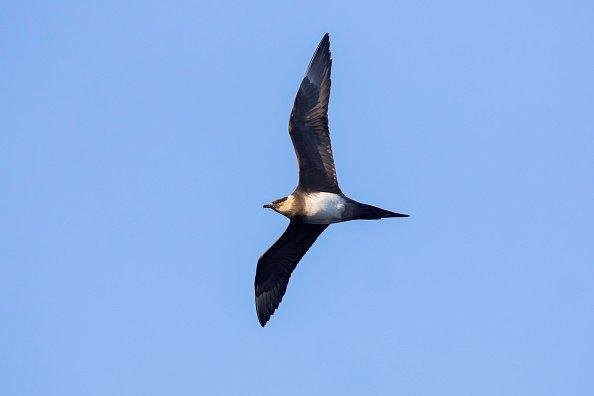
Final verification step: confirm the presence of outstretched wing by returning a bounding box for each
[255,221,328,326]
[289,33,341,194]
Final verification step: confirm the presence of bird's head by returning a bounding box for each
[263,196,294,217]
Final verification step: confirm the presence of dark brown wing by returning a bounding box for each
[289,33,341,194]
[255,221,328,326]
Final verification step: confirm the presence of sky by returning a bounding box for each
[2,1,594,395]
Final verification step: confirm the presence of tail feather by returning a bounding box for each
[355,202,409,220]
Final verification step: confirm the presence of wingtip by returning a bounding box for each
[304,33,332,87]
[319,33,330,49]
[314,33,330,55]
[256,307,268,327]
[255,292,274,327]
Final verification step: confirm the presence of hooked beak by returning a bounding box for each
[263,204,272,209]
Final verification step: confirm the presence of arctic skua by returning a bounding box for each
[256,33,408,326]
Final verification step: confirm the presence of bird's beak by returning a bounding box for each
[263,204,272,209]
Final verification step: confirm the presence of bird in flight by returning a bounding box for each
[256,34,408,326]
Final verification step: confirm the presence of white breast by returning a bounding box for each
[303,192,347,224]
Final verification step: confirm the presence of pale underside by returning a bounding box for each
[276,192,347,224]
[303,192,346,224]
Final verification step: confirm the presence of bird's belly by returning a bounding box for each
[303,192,347,224]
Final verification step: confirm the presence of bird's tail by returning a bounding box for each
[355,202,409,220]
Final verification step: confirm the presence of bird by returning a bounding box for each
[255,33,408,327]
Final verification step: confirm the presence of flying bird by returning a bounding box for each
[256,34,408,326]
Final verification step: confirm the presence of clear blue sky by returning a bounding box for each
[2,1,593,395]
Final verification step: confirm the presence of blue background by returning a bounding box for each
[2,1,593,395]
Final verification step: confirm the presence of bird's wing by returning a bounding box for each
[255,220,328,326]
[289,33,341,194]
